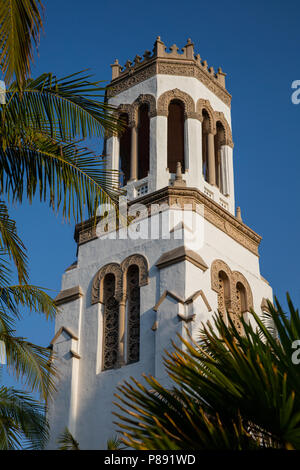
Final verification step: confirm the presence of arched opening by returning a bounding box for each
[218,271,231,322]
[119,113,131,186]
[137,103,150,180]
[202,110,210,182]
[167,100,185,174]
[103,273,119,370]
[214,121,226,191]
[233,282,247,334]
[126,265,140,364]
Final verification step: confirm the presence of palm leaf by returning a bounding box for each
[0,0,43,87]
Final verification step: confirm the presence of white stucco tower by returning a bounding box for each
[47,38,273,449]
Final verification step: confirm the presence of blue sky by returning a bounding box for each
[4,0,300,360]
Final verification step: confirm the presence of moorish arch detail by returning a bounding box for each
[133,94,157,120]
[121,254,149,291]
[214,111,234,148]
[232,270,253,312]
[211,259,253,332]
[196,98,216,133]
[156,88,196,118]
[91,254,149,369]
[91,262,123,304]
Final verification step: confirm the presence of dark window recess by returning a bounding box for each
[167,101,185,173]
[119,114,131,186]
[137,104,150,180]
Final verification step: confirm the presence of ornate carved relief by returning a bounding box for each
[121,254,149,292]
[92,254,149,369]
[133,94,157,119]
[103,273,119,370]
[91,262,123,304]
[107,60,232,107]
[126,265,140,364]
[232,271,253,311]
[156,88,195,119]
[196,99,216,134]
[211,259,253,333]
[214,111,234,148]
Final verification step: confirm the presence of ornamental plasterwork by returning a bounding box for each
[91,254,149,305]
[132,94,157,120]
[215,111,234,148]
[91,262,123,304]
[75,187,261,256]
[196,99,216,134]
[156,88,196,118]
[210,258,253,313]
[107,60,231,107]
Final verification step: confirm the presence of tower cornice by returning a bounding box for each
[74,186,261,256]
[107,38,232,107]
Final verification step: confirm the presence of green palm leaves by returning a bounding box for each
[115,298,300,450]
[0,0,43,87]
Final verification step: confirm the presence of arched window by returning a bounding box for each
[214,121,226,192]
[119,113,131,186]
[167,100,185,174]
[126,265,140,364]
[218,271,231,322]
[233,282,247,334]
[137,104,150,180]
[202,110,210,182]
[103,273,119,370]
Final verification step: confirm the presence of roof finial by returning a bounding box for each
[236,206,243,222]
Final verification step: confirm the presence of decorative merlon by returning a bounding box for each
[155,246,208,271]
[54,286,83,306]
[108,37,231,106]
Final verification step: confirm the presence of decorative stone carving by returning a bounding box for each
[133,94,157,119]
[156,88,196,119]
[103,273,119,370]
[76,187,262,256]
[232,271,253,311]
[215,111,234,148]
[91,263,123,304]
[211,259,253,332]
[126,265,140,364]
[121,254,149,291]
[211,259,232,293]
[196,99,216,134]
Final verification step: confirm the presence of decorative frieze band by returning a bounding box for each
[74,186,262,256]
[107,59,231,107]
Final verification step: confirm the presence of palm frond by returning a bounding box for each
[0,201,28,283]
[0,386,48,449]
[0,0,44,87]
[57,427,80,450]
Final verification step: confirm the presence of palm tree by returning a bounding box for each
[114,296,300,450]
[0,0,123,448]
[0,1,123,225]
[57,427,124,450]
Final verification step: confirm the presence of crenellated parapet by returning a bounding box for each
[108,37,231,106]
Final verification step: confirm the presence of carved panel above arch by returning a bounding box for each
[91,262,123,304]
[156,88,196,119]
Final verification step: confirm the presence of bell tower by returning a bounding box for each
[106,37,235,213]
[47,38,273,449]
